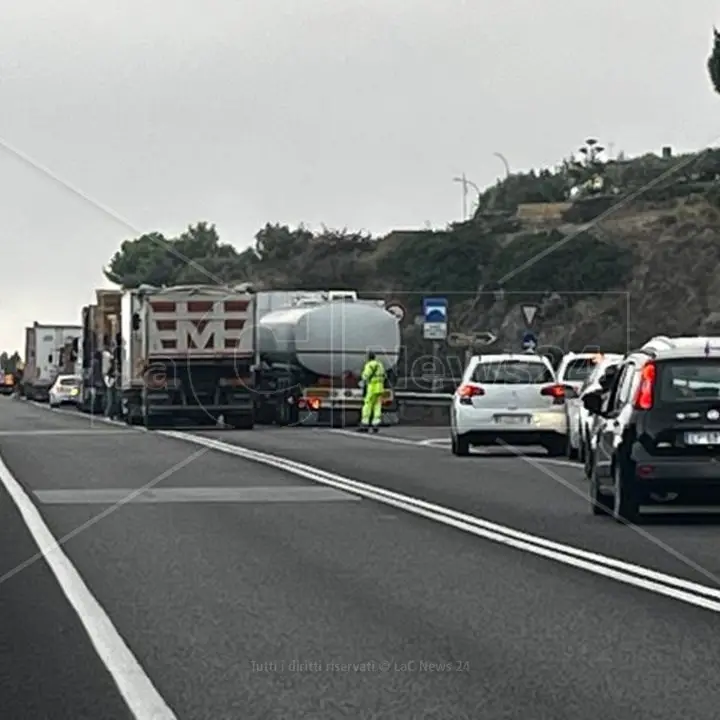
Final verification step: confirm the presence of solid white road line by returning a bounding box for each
[0,457,177,719]
[161,430,720,614]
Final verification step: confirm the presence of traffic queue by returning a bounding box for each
[450,337,720,521]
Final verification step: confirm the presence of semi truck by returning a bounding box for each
[77,289,122,414]
[118,283,256,428]
[22,323,82,401]
[253,290,401,427]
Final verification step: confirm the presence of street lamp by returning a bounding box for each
[453,173,481,220]
[493,152,510,178]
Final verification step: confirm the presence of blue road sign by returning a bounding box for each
[422,297,448,340]
[521,330,537,351]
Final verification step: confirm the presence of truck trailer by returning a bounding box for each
[78,289,122,414]
[253,290,401,427]
[22,323,82,401]
[119,284,256,429]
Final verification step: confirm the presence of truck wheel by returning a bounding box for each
[227,414,254,430]
[143,411,159,430]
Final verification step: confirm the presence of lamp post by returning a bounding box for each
[453,173,481,220]
[493,152,510,178]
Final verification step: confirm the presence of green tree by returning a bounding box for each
[709,28,720,94]
[0,351,21,373]
[104,222,252,288]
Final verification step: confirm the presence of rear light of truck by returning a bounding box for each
[633,362,656,410]
[457,384,484,404]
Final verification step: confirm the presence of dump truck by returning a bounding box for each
[22,323,82,401]
[119,284,256,428]
[253,290,401,426]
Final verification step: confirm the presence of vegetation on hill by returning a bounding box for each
[105,139,720,367]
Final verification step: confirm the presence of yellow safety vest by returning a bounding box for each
[362,359,385,393]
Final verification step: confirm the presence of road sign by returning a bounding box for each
[385,302,406,322]
[423,297,448,340]
[521,330,537,351]
[521,304,538,326]
[447,331,497,348]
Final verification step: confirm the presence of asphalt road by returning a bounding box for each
[3,399,720,718]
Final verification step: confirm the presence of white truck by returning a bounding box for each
[253,290,402,426]
[22,323,82,401]
[118,284,256,428]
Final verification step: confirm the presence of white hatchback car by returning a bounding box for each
[565,354,623,460]
[49,374,81,408]
[450,353,576,456]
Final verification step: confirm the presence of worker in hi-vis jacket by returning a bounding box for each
[358,351,385,433]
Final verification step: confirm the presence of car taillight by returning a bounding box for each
[457,384,484,404]
[541,384,566,404]
[633,362,655,410]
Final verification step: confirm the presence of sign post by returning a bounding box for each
[520,303,539,353]
[422,298,448,392]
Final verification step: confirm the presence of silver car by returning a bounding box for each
[49,374,81,408]
[565,354,623,460]
[450,353,577,456]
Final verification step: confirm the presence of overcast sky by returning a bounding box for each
[0,0,718,351]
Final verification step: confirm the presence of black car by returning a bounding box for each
[583,336,720,522]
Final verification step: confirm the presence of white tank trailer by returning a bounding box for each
[257,301,401,377]
[254,291,402,426]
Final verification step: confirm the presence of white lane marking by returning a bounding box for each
[326,428,424,446]
[161,430,720,613]
[0,457,177,719]
[34,486,360,504]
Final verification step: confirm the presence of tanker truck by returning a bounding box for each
[254,290,401,427]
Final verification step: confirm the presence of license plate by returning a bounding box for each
[494,415,531,425]
[685,431,720,445]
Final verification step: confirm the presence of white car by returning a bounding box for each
[556,352,605,393]
[49,374,81,408]
[450,353,576,457]
[565,354,623,461]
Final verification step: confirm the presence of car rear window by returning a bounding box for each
[59,377,79,387]
[561,358,597,382]
[659,361,720,402]
[472,360,553,384]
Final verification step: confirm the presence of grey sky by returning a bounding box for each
[1,0,718,351]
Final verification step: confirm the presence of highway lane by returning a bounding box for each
[188,425,720,590]
[3,401,720,718]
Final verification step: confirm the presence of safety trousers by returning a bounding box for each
[361,391,383,426]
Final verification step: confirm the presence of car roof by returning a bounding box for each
[632,337,720,362]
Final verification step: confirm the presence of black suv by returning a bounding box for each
[583,336,720,522]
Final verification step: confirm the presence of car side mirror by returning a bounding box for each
[582,390,604,416]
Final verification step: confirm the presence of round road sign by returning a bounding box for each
[386,302,406,322]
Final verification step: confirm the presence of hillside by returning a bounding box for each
[104,146,720,365]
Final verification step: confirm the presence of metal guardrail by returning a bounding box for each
[395,391,453,406]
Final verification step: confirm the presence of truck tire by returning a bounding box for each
[226,414,254,430]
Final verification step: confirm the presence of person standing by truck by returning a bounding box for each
[358,351,385,433]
